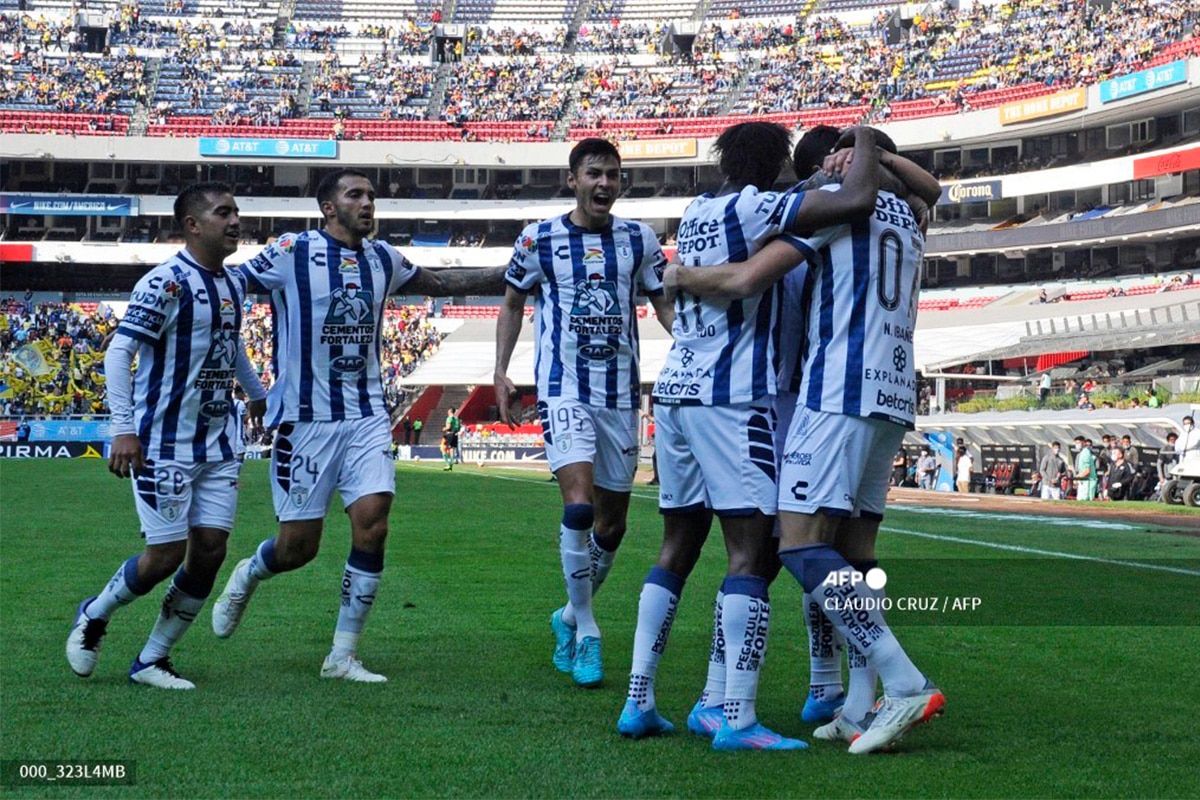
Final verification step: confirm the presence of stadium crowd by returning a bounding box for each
[3,0,1197,134]
[0,300,113,417]
[0,299,444,420]
[441,56,577,124]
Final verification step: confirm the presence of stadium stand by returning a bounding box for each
[2,0,1197,139]
[0,300,444,417]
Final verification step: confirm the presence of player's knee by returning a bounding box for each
[276,534,321,568]
[142,542,187,583]
[657,536,702,576]
[593,518,625,550]
[562,503,594,531]
[189,533,227,572]
[353,520,388,552]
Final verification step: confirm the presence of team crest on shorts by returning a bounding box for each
[159,499,182,523]
[794,407,812,438]
[557,434,572,452]
[290,485,309,507]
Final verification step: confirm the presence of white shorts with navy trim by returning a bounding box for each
[777,405,904,519]
[133,458,242,545]
[538,397,638,492]
[655,402,777,517]
[271,416,395,522]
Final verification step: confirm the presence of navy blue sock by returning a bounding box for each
[779,543,849,594]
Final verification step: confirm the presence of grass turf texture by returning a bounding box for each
[2,460,1199,799]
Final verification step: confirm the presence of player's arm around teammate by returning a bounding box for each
[212,170,503,684]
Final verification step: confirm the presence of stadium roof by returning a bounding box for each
[915,292,1200,372]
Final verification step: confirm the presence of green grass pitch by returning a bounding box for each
[2,459,1199,798]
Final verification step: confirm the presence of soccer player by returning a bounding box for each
[494,138,674,688]
[65,182,266,690]
[232,385,249,462]
[211,169,505,683]
[664,127,947,754]
[617,122,894,750]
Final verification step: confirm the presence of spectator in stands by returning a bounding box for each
[1039,372,1051,404]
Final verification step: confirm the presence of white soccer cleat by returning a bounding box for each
[212,559,256,639]
[320,655,388,683]
[129,657,196,690]
[813,712,871,745]
[66,597,107,677]
[847,684,945,754]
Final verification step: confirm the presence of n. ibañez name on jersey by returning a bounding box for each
[882,321,914,342]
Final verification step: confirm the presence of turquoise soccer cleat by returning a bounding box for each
[712,721,808,751]
[617,699,675,739]
[550,607,576,674]
[686,701,725,737]
[571,636,603,687]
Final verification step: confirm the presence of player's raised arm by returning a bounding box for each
[404,266,508,297]
[787,125,881,235]
[664,237,809,301]
[493,285,527,427]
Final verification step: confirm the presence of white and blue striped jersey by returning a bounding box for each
[232,397,247,456]
[506,214,665,409]
[775,263,812,396]
[789,188,924,428]
[652,185,807,406]
[235,230,420,425]
[115,250,247,462]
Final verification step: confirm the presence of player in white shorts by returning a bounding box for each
[619,122,894,751]
[495,138,673,689]
[667,127,948,754]
[539,398,639,493]
[211,169,505,683]
[66,182,266,690]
